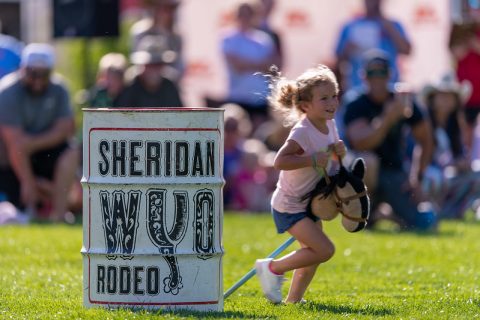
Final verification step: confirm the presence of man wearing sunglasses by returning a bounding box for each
[0,43,79,222]
[342,49,436,231]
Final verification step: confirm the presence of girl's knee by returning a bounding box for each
[314,241,335,263]
[323,242,335,261]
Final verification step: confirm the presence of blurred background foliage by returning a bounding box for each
[54,21,133,139]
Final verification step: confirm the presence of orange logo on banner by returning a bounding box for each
[285,10,310,28]
[219,11,235,28]
[185,61,212,78]
[414,4,438,25]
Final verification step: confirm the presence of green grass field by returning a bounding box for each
[1,213,479,319]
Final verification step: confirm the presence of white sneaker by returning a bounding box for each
[255,258,284,303]
[284,298,307,304]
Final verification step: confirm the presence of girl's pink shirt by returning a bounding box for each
[271,116,340,213]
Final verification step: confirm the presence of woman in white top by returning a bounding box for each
[255,65,346,304]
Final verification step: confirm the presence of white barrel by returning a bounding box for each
[81,108,224,311]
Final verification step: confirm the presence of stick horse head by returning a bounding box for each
[305,157,371,232]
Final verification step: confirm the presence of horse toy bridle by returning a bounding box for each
[309,153,371,232]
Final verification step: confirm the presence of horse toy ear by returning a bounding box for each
[351,158,366,180]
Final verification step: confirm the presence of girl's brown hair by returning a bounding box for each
[267,64,339,126]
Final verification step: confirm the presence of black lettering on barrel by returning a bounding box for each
[192,141,203,176]
[165,141,172,176]
[112,140,126,176]
[206,141,215,176]
[98,140,110,176]
[119,266,131,294]
[194,189,215,256]
[97,265,105,294]
[107,265,117,294]
[146,141,161,176]
[175,141,189,176]
[134,266,144,295]
[129,141,143,176]
[146,266,160,295]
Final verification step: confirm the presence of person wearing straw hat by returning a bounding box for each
[115,35,184,109]
[419,73,480,219]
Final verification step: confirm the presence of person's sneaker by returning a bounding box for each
[255,258,284,303]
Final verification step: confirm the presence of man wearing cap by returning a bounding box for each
[115,35,184,108]
[0,43,79,222]
[343,50,435,231]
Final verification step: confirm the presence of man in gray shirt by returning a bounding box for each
[0,43,79,222]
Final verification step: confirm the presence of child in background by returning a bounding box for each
[89,52,127,108]
[231,138,271,212]
[255,65,346,303]
[223,103,252,209]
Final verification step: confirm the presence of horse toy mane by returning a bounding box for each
[305,158,370,232]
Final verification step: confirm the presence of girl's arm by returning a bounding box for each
[273,139,329,171]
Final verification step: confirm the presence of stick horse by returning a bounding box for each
[224,149,371,300]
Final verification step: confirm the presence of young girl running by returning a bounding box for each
[255,65,346,304]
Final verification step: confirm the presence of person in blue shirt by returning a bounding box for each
[335,0,411,92]
[0,22,23,79]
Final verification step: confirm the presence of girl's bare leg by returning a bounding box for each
[269,219,333,302]
[284,240,320,303]
[271,218,334,274]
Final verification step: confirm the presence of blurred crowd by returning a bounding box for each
[1,0,480,230]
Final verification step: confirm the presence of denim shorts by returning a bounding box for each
[272,208,319,234]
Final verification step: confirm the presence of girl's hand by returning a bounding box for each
[312,151,330,169]
[332,140,347,159]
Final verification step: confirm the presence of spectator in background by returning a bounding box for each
[335,0,411,93]
[252,111,291,152]
[230,138,272,212]
[223,103,252,209]
[89,52,127,108]
[0,43,79,222]
[130,0,184,83]
[0,19,23,79]
[419,74,480,219]
[221,1,279,129]
[449,21,480,162]
[343,50,436,231]
[115,35,183,108]
[257,0,284,69]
